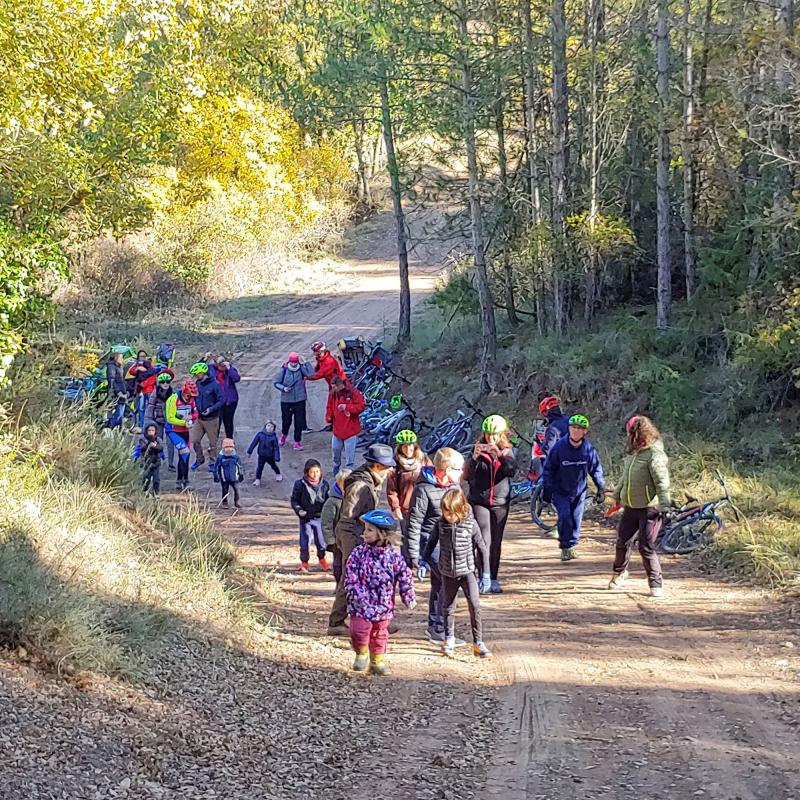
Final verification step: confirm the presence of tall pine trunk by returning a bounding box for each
[655,0,672,331]
[458,0,497,395]
[551,0,569,334]
[681,0,696,300]
[378,75,411,346]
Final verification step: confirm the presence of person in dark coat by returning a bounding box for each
[291,459,330,572]
[464,415,517,595]
[210,357,241,438]
[212,438,244,508]
[247,420,282,485]
[105,352,129,429]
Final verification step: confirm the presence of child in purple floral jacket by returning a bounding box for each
[345,509,416,676]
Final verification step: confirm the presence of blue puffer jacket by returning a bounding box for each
[274,363,313,403]
[213,453,244,483]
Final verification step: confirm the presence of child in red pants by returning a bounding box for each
[344,509,416,676]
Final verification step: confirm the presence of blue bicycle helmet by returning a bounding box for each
[359,509,399,531]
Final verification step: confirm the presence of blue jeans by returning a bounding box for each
[553,493,586,549]
[331,434,358,476]
[299,518,326,563]
[137,393,151,430]
[107,397,126,429]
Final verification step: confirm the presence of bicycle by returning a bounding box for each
[658,470,741,554]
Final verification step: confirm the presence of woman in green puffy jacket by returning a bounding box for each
[609,415,671,597]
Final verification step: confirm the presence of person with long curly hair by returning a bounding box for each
[609,415,672,598]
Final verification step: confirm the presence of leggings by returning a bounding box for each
[613,506,664,587]
[441,573,483,643]
[221,402,238,438]
[281,401,307,443]
[471,503,510,580]
[256,455,281,479]
[221,481,240,504]
[169,430,190,482]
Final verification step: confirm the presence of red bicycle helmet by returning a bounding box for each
[182,380,198,398]
[538,395,560,415]
[311,341,326,353]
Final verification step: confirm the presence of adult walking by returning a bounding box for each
[326,375,366,475]
[542,414,606,562]
[145,371,176,471]
[210,356,241,438]
[386,430,431,531]
[104,351,129,429]
[274,352,313,451]
[464,415,518,594]
[609,415,671,598]
[327,443,395,636]
[165,380,198,491]
[190,361,224,468]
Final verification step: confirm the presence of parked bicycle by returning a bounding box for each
[658,470,740,554]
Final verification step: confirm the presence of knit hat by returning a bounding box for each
[222,438,235,449]
[288,352,300,363]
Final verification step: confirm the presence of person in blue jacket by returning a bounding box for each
[247,420,282,485]
[542,414,605,562]
[213,438,244,509]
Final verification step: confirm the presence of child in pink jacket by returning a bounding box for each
[345,509,416,676]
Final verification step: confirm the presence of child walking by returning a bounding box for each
[291,459,331,572]
[425,488,492,658]
[345,510,416,676]
[134,422,164,495]
[213,438,244,508]
[247,420,282,485]
[320,469,352,583]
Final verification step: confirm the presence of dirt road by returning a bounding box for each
[211,211,800,798]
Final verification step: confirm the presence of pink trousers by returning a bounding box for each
[349,616,390,655]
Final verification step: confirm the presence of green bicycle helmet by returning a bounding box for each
[156,371,173,384]
[394,429,418,445]
[389,393,403,410]
[481,414,508,434]
[568,414,590,429]
[190,361,209,375]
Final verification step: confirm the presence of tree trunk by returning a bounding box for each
[585,0,605,325]
[550,0,569,334]
[681,0,696,300]
[655,0,672,331]
[352,118,372,208]
[378,75,411,346]
[457,0,497,395]
[493,9,519,327]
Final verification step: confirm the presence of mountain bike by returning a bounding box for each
[422,403,479,453]
[658,470,741,554]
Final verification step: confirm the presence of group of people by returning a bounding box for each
[116,340,673,676]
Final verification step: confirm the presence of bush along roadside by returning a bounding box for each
[404,303,800,594]
[0,409,255,680]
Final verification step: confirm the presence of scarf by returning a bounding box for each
[395,453,423,473]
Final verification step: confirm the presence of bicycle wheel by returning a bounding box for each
[530,483,557,533]
[388,411,414,442]
[449,425,472,451]
[659,515,722,555]
[422,419,451,453]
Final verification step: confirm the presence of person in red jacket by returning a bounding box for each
[326,375,366,475]
[307,342,346,387]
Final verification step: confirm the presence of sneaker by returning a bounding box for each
[319,557,331,571]
[568,547,579,560]
[275,473,283,482]
[302,427,314,434]
[279,434,287,447]
[299,561,309,572]
[352,649,369,672]
[442,637,456,658]
[168,464,176,472]
[608,570,629,590]
[293,442,303,451]
[191,461,202,471]
[252,479,261,487]
[369,655,391,677]
[473,641,492,658]
[650,585,664,598]
[427,626,466,646]
[560,548,570,562]
[221,499,229,508]
[326,624,350,637]
[490,580,503,594]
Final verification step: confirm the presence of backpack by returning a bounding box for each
[156,343,176,368]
